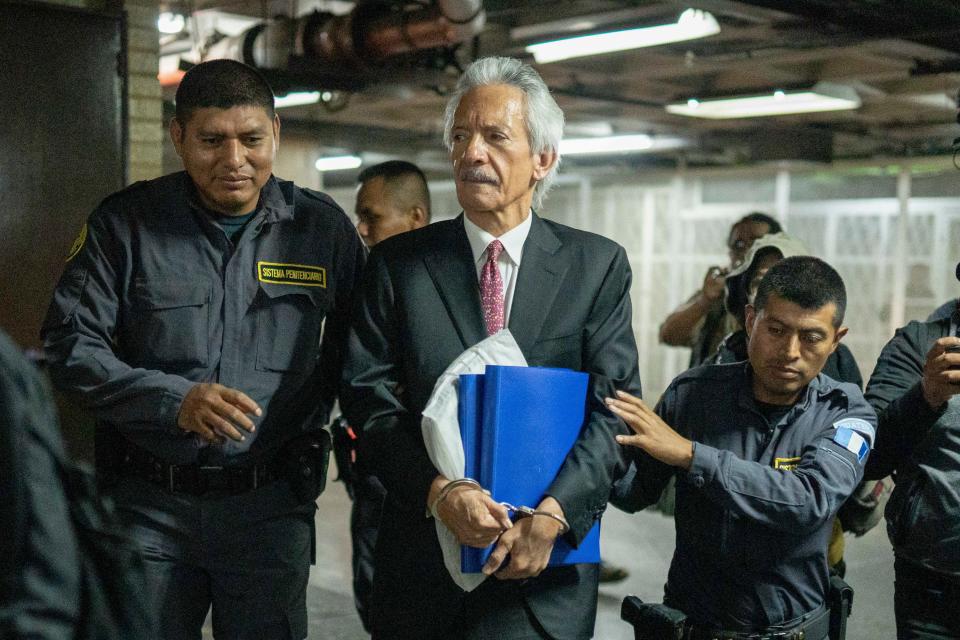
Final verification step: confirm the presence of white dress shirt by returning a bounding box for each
[462,212,532,328]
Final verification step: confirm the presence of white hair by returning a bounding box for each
[443,56,564,210]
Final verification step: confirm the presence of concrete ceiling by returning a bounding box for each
[159,0,960,178]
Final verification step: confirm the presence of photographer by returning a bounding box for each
[659,212,781,368]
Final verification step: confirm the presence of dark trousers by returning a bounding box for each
[371,578,553,640]
[895,556,960,640]
[349,473,386,631]
[111,477,314,640]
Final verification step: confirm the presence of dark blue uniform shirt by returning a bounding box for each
[618,362,876,631]
[42,171,365,466]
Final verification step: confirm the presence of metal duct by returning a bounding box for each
[202,0,485,70]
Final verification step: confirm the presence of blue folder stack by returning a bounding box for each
[458,365,601,573]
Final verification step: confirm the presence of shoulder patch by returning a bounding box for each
[65,223,88,262]
[833,427,869,464]
[833,417,875,446]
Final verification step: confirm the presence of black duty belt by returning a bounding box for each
[119,444,278,496]
[684,607,830,640]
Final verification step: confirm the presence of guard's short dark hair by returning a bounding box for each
[175,59,275,125]
[753,256,847,327]
[730,212,782,240]
[358,160,431,221]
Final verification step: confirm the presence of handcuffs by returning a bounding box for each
[430,477,570,535]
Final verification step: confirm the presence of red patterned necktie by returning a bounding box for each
[480,240,505,335]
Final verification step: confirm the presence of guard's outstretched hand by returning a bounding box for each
[607,391,694,470]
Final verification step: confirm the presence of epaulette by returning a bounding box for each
[298,186,339,208]
[97,178,154,208]
[677,361,745,383]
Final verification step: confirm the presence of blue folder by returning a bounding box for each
[459,373,484,483]
[458,365,601,573]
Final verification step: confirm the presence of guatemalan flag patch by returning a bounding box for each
[833,418,873,463]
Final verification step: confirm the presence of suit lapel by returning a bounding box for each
[509,214,568,353]
[422,216,487,349]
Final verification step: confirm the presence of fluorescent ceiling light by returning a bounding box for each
[315,155,362,172]
[561,135,652,155]
[511,7,666,41]
[565,121,615,137]
[191,11,260,38]
[666,83,861,119]
[560,134,687,155]
[158,12,186,34]
[275,92,321,108]
[526,8,720,64]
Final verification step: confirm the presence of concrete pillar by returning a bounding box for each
[123,0,163,183]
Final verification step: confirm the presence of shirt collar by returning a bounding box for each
[462,211,533,267]
[258,175,295,223]
[739,363,843,418]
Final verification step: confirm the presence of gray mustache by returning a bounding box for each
[459,168,499,185]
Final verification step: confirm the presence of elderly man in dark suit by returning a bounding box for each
[341,56,641,640]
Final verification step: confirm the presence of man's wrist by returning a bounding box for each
[677,439,695,471]
[920,379,946,412]
[427,475,449,515]
[696,290,717,306]
[428,476,486,518]
[533,497,568,537]
[167,384,195,435]
[529,511,568,537]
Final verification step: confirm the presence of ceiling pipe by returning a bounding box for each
[202,0,484,70]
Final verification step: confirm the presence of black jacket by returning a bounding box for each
[0,330,79,638]
[341,214,641,640]
[864,314,960,575]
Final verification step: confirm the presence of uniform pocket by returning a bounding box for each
[891,473,926,548]
[45,269,88,328]
[255,282,327,373]
[129,278,210,367]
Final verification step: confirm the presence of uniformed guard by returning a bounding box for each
[41,59,365,640]
[611,256,875,640]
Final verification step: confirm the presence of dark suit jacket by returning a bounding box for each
[341,213,641,639]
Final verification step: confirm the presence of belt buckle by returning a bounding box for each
[199,465,226,493]
[167,464,199,493]
[199,465,224,472]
